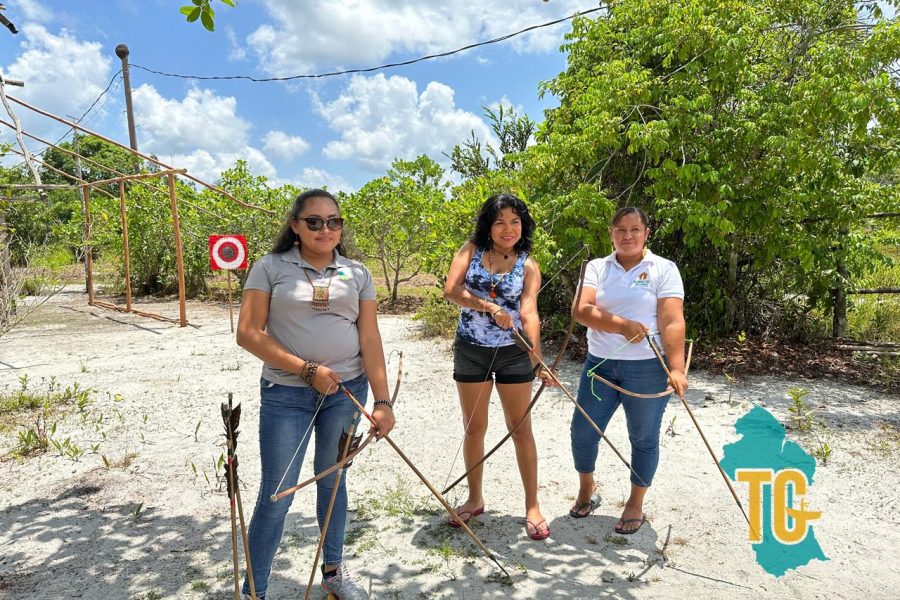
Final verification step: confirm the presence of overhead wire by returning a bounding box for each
[130,6,606,82]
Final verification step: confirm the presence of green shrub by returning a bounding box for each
[412,296,459,338]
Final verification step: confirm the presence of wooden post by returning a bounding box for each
[167,174,187,327]
[832,225,849,339]
[227,269,234,333]
[82,185,95,305]
[0,206,11,326]
[119,180,132,312]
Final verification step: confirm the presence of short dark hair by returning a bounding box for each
[469,193,535,253]
[272,188,345,254]
[610,206,650,229]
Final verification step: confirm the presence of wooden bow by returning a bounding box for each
[270,352,404,502]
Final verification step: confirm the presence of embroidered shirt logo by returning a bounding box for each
[632,271,651,288]
[336,268,353,281]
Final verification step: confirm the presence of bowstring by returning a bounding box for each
[273,391,327,497]
[587,330,657,403]
[442,245,588,502]
[442,342,501,504]
[537,245,588,296]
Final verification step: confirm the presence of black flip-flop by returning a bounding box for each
[614,514,647,535]
[568,492,601,519]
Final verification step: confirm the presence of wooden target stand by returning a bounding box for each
[82,169,189,326]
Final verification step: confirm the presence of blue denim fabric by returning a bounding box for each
[570,354,671,487]
[242,373,368,597]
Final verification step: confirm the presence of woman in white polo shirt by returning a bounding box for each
[568,207,687,534]
[236,188,394,600]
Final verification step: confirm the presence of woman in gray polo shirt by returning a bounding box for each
[236,188,394,600]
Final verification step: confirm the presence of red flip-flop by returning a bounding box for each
[447,506,484,528]
[525,519,550,540]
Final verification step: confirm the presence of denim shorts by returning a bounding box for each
[453,338,535,384]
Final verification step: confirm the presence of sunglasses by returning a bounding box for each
[299,216,344,231]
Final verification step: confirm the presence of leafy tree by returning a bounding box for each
[447,105,536,179]
[529,0,900,335]
[344,155,447,303]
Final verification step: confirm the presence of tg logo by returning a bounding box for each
[736,468,822,544]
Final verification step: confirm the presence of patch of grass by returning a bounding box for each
[483,571,514,586]
[813,441,833,464]
[604,533,629,546]
[344,522,375,546]
[355,477,436,520]
[189,580,210,592]
[866,421,900,457]
[102,451,139,470]
[846,260,900,343]
[0,375,91,416]
[11,416,52,458]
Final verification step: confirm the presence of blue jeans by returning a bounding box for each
[570,354,670,487]
[242,373,368,597]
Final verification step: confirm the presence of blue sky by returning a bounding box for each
[0,0,600,192]
[3,1,895,192]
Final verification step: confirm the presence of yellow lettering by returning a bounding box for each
[773,469,821,544]
[736,469,771,542]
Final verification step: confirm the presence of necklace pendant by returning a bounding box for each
[311,285,330,311]
[489,290,497,299]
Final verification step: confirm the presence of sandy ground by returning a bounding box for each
[0,289,898,600]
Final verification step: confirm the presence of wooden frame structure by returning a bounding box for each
[81,169,188,326]
[1,91,272,328]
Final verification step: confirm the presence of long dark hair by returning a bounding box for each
[272,188,345,255]
[469,193,535,253]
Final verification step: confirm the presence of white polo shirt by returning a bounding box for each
[583,249,684,360]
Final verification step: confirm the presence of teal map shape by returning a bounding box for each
[720,405,828,576]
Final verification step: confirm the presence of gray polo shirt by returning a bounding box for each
[244,247,376,386]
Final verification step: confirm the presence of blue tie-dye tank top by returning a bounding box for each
[455,247,527,347]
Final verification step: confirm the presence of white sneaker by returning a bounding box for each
[321,563,369,600]
[242,593,264,600]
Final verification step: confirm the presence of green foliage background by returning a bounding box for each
[3,0,898,341]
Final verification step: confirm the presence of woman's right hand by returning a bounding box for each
[491,306,513,330]
[621,319,649,343]
[311,364,343,396]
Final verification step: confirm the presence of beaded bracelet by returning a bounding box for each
[302,361,320,386]
[373,399,394,409]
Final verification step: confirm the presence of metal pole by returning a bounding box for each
[115,44,139,157]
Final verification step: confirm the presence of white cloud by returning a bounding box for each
[225,25,248,62]
[263,130,310,160]
[169,146,278,184]
[132,85,251,155]
[130,85,287,184]
[272,167,353,194]
[248,0,597,75]
[1,24,114,138]
[16,0,51,23]
[315,73,495,171]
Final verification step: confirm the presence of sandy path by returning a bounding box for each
[0,289,898,599]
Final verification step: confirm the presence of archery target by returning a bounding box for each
[209,235,248,270]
